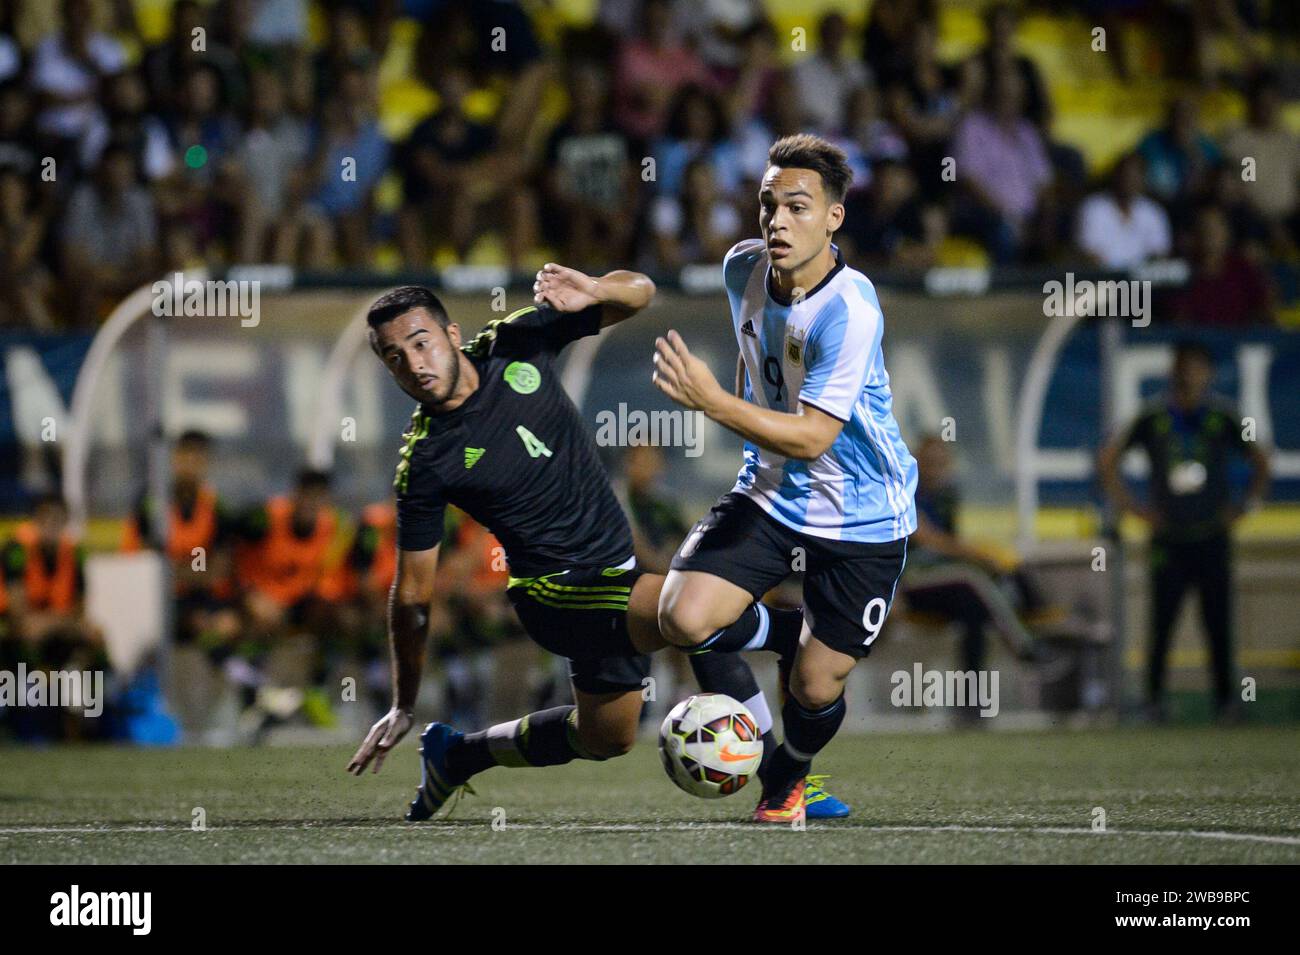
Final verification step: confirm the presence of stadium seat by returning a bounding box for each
[936,5,986,62]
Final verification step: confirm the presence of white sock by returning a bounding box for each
[740,603,770,652]
[743,691,774,736]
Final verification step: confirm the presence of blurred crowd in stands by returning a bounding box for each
[0,0,1296,329]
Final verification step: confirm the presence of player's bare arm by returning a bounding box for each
[533,262,655,326]
[652,330,842,460]
[1235,443,1272,521]
[1097,437,1158,525]
[346,544,439,776]
[910,513,1005,574]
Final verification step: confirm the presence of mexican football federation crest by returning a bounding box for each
[503,361,541,394]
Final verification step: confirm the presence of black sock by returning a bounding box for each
[687,651,778,781]
[763,607,803,659]
[765,694,847,795]
[776,656,793,710]
[446,705,603,778]
[689,604,803,656]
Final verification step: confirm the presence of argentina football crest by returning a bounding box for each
[785,326,806,367]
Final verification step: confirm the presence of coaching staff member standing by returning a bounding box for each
[1099,340,1271,722]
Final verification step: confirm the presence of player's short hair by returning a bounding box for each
[767,134,853,204]
[176,429,210,451]
[1246,68,1279,101]
[296,468,332,492]
[984,1,1015,31]
[1173,339,1213,366]
[367,286,450,331]
[32,491,67,514]
[665,84,726,142]
[99,139,137,170]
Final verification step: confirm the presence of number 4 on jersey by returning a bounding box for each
[515,425,553,458]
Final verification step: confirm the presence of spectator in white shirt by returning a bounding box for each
[1225,73,1299,229]
[247,0,308,49]
[1077,152,1171,270]
[29,0,126,145]
[61,142,159,325]
[649,157,741,270]
[792,12,872,134]
[0,34,19,85]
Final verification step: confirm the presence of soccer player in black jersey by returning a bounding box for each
[345,266,831,820]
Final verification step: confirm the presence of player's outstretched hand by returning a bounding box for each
[347,707,413,776]
[533,262,600,313]
[653,330,723,413]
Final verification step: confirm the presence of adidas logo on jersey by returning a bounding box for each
[741,319,757,338]
[464,447,486,469]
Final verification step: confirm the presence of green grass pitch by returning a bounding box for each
[2,726,1297,864]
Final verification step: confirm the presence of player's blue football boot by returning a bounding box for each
[406,722,475,822]
[803,774,851,819]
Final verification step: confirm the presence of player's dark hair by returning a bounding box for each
[181,60,227,103]
[32,490,67,513]
[177,429,210,450]
[296,468,332,492]
[99,139,136,169]
[367,286,450,331]
[664,84,727,143]
[1111,150,1144,184]
[817,10,848,45]
[1246,68,1279,102]
[171,0,201,21]
[767,133,853,204]
[1173,339,1213,366]
[984,1,1015,33]
[740,18,775,48]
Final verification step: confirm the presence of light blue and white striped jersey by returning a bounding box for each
[723,238,917,543]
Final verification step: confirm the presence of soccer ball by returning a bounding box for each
[658,693,763,798]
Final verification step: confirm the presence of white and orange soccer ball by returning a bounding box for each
[658,693,763,798]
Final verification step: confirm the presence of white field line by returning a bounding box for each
[0,822,1297,846]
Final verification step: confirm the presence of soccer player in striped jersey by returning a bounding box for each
[653,134,919,823]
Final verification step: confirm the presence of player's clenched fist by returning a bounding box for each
[347,707,414,776]
[653,330,724,414]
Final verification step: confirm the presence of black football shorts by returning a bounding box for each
[505,561,652,694]
[671,492,908,659]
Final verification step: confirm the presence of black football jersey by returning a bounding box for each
[1121,395,1251,541]
[393,303,634,576]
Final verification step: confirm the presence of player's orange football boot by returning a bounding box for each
[752,776,808,824]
